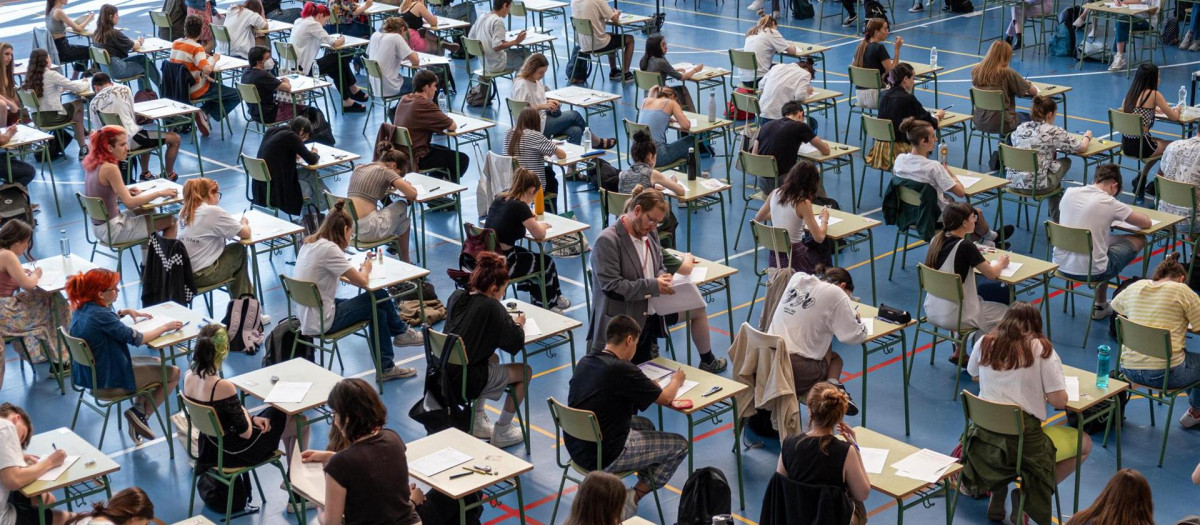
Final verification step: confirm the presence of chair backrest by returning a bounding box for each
[917,263,965,304]
[751,220,792,257]
[1114,315,1173,366]
[97,111,123,127]
[211,24,231,44]
[323,192,362,233]
[848,66,883,90]
[363,59,386,95]
[622,118,650,149]
[273,41,298,71]
[462,37,488,61]
[1109,108,1146,137]
[236,82,262,105]
[242,154,271,183]
[897,185,922,207]
[464,223,500,251]
[599,188,631,225]
[1044,220,1093,257]
[89,46,112,67]
[547,397,601,443]
[970,87,1007,112]
[426,328,469,366]
[961,390,1026,436]
[728,49,758,80]
[570,17,594,37]
[739,150,778,181]
[510,1,527,18]
[862,115,895,143]
[634,69,664,92]
[280,275,323,310]
[58,327,94,369]
[180,393,225,438]
[732,91,760,115]
[16,90,39,113]
[506,98,529,126]
[1156,177,1199,221]
[77,193,112,223]
[149,10,172,39]
[391,126,417,171]
[998,143,1038,174]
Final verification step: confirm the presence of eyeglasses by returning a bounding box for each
[104,287,119,293]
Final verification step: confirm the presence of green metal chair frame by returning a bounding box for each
[570,18,617,88]
[730,90,761,153]
[622,118,687,174]
[845,66,883,146]
[148,11,173,41]
[733,150,778,249]
[1109,108,1163,192]
[241,154,281,216]
[599,188,631,229]
[392,125,449,178]
[1113,316,1200,467]
[860,115,895,210]
[464,223,544,299]
[273,41,300,73]
[546,397,665,525]
[18,90,73,153]
[461,37,513,111]
[633,69,665,119]
[235,83,289,159]
[427,328,528,452]
[97,111,162,184]
[322,191,405,256]
[999,143,1063,252]
[1155,177,1200,281]
[888,183,927,280]
[210,24,232,55]
[1044,220,1114,349]
[727,49,759,93]
[966,87,1010,168]
[279,275,372,373]
[915,263,977,399]
[360,59,408,135]
[746,220,792,324]
[90,46,144,87]
[76,192,149,278]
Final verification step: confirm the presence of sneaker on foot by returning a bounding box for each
[1180,409,1200,428]
[746,0,763,10]
[552,295,571,312]
[623,71,634,82]
[622,488,638,521]
[841,14,857,27]
[827,379,860,416]
[123,409,144,444]
[472,410,494,438]
[698,356,728,374]
[608,70,623,81]
[908,2,923,11]
[999,224,1016,240]
[1190,40,1200,52]
[1108,54,1126,71]
[490,423,524,448]
[125,408,155,441]
[1181,31,1195,50]
[1073,13,1087,27]
[392,328,424,347]
[1091,303,1114,320]
[380,366,417,380]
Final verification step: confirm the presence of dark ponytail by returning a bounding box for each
[814,264,854,293]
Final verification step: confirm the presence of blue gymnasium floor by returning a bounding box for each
[3,0,1200,522]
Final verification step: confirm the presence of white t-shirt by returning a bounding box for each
[893,153,956,210]
[758,63,812,120]
[222,7,268,58]
[89,84,141,140]
[179,204,242,270]
[1054,185,1133,276]
[289,17,334,76]
[293,238,354,336]
[967,338,1066,420]
[767,273,869,360]
[570,0,612,52]
[0,419,26,525]
[510,77,549,131]
[742,29,791,83]
[468,12,508,74]
[366,32,415,97]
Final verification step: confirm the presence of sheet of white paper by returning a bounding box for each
[37,455,79,481]
[289,443,326,505]
[859,447,889,474]
[263,381,312,404]
[957,175,981,189]
[1065,376,1080,402]
[891,449,957,483]
[797,142,819,155]
[1112,219,1161,230]
[638,361,676,382]
[818,216,844,228]
[660,187,678,196]
[862,318,875,336]
[671,380,699,400]
[699,178,727,191]
[994,261,1023,278]
[37,269,64,291]
[408,447,473,477]
[522,317,543,337]
[688,266,709,283]
[649,280,706,316]
[121,314,177,334]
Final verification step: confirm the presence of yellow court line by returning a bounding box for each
[483,404,559,443]
[532,362,571,379]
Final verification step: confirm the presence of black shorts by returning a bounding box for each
[591,33,624,54]
[11,491,54,525]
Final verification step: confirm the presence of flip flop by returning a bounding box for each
[593,137,617,149]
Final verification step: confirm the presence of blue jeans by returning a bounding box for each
[1191,9,1200,36]
[108,55,160,92]
[1115,18,1151,46]
[544,109,586,144]
[1057,236,1141,283]
[328,290,409,370]
[1122,350,1200,410]
[655,138,692,167]
[196,85,242,122]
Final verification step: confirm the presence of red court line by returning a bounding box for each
[693,423,734,442]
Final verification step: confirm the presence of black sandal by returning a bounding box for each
[593,137,617,149]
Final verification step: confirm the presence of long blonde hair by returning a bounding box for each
[179,177,219,228]
[972,41,1014,88]
[745,14,777,36]
[517,52,548,80]
[0,43,14,102]
[852,19,888,68]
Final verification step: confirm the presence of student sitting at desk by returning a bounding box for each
[347,143,418,262]
[758,61,814,122]
[178,178,255,300]
[850,19,902,107]
[766,265,866,413]
[570,0,634,82]
[169,15,243,136]
[754,161,830,273]
[739,15,796,88]
[293,203,422,381]
[1008,96,1090,222]
[63,487,155,525]
[871,63,943,171]
[638,35,701,112]
[0,43,20,125]
[482,168,569,312]
[1156,131,1200,232]
[183,325,306,468]
[753,101,829,194]
[923,203,1011,363]
[893,117,1012,247]
[618,131,681,243]
[222,0,269,59]
[1121,64,1179,201]
[506,107,566,195]
[290,2,368,113]
[564,472,626,525]
[637,86,691,169]
[184,0,218,52]
[0,124,35,190]
[1110,254,1200,429]
[84,126,179,244]
[0,220,72,371]
[971,41,1037,137]
[444,251,530,449]
[468,0,529,75]
[511,53,613,148]
[1106,0,1161,72]
[0,402,72,525]
[66,269,183,444]
[93,4,161,91]
[242,45,312,124]
[301,378,423,525]
[44,0,93,73]
[19,49,89,159]
[90,73,183,183]
[963,303,1091,525]
[250,118,321,216]
[567,315,690,521]
[365,18,418,99]
[392,70,469,181]
[324,0,374,38]
[769,383,869,523]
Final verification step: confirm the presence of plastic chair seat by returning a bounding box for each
[220,449,284,474]
[315,320,370,342]
[94,382,163,402]
[196,278,236,295]
[472,67,515,79]
[1003,185,1064,199]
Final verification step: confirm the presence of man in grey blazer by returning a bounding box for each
[588,190,728,372]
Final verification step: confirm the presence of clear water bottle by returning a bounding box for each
[437,91,449,114]
[930,46,938,68]
[582,127,592,150]
[59,230,69,259]
[938,142,948,164]
[687,147,698,180]
[707,92,717,121]
[1180,85,1188,108]
[1096,345,1111,389]
[711,515,733,525]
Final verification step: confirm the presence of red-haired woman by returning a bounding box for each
[66,269,183,444]
[83,126,177,244]
[289,2,367,112]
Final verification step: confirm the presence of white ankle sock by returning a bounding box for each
[497,410,516,427]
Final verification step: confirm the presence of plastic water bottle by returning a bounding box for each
[59,230,69,259]
[711,516,733,525]
[707,92,717,121]
[687,147,698,180]
[437,91,449,114]
[1180,85,1188,108]
[1096,345,1111,389]
[582,127,592,150]
[930,46,938,68]
[938,142,948,164]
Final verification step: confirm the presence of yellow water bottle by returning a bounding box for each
[534,186,545,216]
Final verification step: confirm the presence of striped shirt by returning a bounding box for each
[1110,279,1200,370]
[347,163,401,204]
[504,129,557,184]
[169,38,212,100]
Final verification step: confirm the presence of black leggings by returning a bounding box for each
[54,37,89,68]
[315,53,357,100]
[418,144,470,181]
[504,245,562,305]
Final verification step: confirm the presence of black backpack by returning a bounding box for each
[864,0,888,25]
[196,472,253,514]
[791,0,815,19]
[408,327,471,434]
[946,0,974,13]
[676,467,732,525]
[566,45,592,84]
[262,316,314,367]
[0,183,33,233]
[222,294,265,355]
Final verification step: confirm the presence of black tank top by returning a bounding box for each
[781,433,851,487]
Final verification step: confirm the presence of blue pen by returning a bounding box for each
[51,443,56,451]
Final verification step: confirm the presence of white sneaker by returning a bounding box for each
[471,410,494,439]
[1181,31,1194,50]
[260,314,271,326]
[622,488,638,520]
[285,500,318,513]
[1180,409,1200,428]
[392,328,424,347]
[490,422,524,448]
[1091,303,1114,320]
[1073,13,1087,27]
[907,2,923,12]
[379,366,417,380]
[552,295,571,312]
[1108,53,1126,71]
[746,0,763,10]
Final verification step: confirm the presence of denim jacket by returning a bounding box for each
[70,302,144,392]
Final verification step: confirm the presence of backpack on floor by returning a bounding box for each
[566,45,592,85]
[262,316,314,367]
[197,472,253,513]
[0,183,34,236]
[676,467,732,525]
[1066,372,1129,433]
[222,294,265,355]
[408,327,471,434]
[791,0,815,19]
[864,0,888,25]
[946,0,974,13]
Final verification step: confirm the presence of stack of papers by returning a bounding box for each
[798,143,819,155]
[1112,219,1162,230]
[289,443,326,504]
[1065,376,1080,402]
[36,269,65,291]
[521,317,543,337]
[637,362,698,399]
[409,447,472,476]
[649,274,705,315]
[859,447,888,474]
[264,381,312,403]
[993,261,1023,278]
[699,178,728,191]
[957,175,982,189]
[687,266,709,283]
[891,449,958,483]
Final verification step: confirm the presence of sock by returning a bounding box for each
[474,402,487,416]
[700,351,715,364]
[497,410,516,427]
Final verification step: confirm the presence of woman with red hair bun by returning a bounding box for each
[83,126,178,245]
[66,268,183,444]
